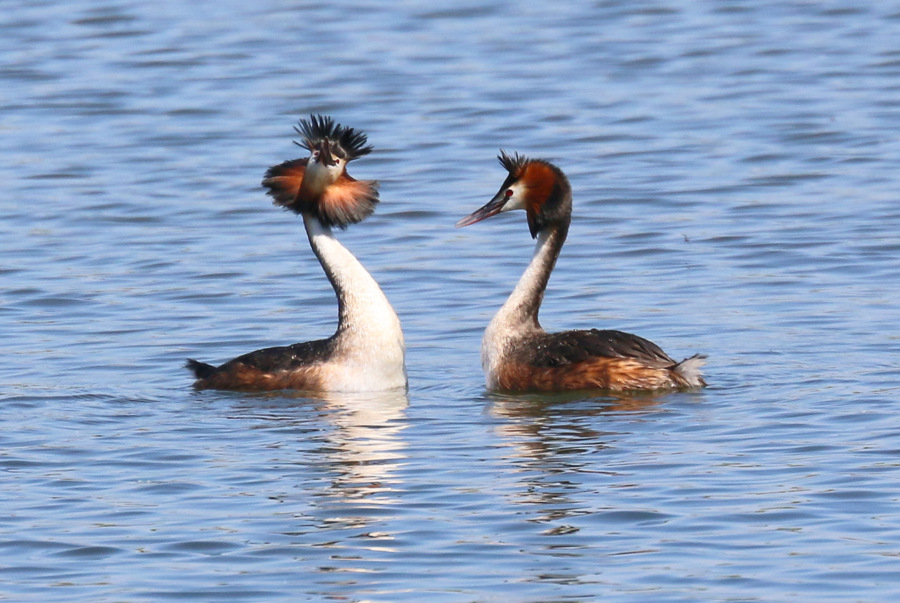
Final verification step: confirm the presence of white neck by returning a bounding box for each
[482,225,566,384]
[304,214,407,390]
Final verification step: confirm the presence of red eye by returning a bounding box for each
[505,189,513,197]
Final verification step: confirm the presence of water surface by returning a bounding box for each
[3,1,900,601]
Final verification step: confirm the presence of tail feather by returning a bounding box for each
[674,354,707,388]
[185,359,217,380]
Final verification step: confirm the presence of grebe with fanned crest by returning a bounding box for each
[457,151,705,392]
[187,115,406,392]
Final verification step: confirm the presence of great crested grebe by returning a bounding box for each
[186,115,406,392]
[457,151,706,392]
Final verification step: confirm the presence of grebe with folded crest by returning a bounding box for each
[187,115,406,392]
[457,151,706,392]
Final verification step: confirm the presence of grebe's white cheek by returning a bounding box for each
[305,156,325,178]
[306,155,344,182]
[500,182,528,212]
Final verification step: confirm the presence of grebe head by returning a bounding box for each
[456,150,572,238]
[263,115,380,229]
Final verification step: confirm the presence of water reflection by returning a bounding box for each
[490,389,667,419]
[316,389,409,500]
[487,390,671,528]
[205,389,410,597]
[229,388,409,502]
[488,389,665,463]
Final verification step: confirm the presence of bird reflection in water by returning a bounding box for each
[229,388,409,503]
[486,390,672,514]
[319,389,409,500]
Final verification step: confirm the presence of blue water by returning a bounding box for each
[3,1,900,601]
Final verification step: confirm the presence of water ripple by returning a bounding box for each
[3,1,900,601]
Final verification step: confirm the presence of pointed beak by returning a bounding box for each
[456,191,507,228]
[318,139,337,167]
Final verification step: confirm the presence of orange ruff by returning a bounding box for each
[318,178,378,225]
[520,162,556,213]
[262,158,307,206]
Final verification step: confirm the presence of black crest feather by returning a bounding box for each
[293,114,373,161]
[498,149,529,174]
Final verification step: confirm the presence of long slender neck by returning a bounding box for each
[493,220,569,333]
[303,214,402,342]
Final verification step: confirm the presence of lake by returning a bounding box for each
[2,1,900,601]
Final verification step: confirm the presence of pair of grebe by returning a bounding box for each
[187,116,705,393]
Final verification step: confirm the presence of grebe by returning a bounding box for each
[457,151,706,392]
[186,115,406,392]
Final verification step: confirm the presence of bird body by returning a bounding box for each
[187,115,406,392]
[458,151,705,392]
